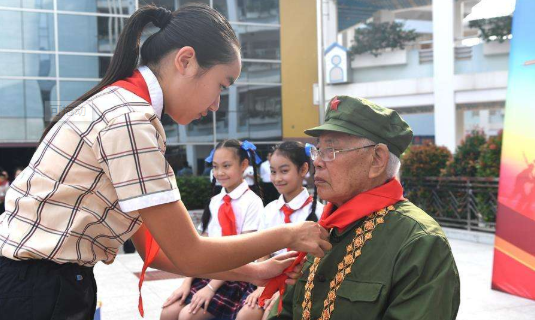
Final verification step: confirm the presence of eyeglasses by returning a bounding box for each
[310,145,376,162]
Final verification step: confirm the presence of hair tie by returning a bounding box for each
[153,8,173,29]
[305,143,313,157]
[205,149,215,163]
[241,140,262,165]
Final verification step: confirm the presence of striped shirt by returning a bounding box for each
[0,66,180,266]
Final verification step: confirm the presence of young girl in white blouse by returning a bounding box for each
[161,139,264,320]
[236,141,324,320]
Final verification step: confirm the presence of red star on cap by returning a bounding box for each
[330,97,341,111]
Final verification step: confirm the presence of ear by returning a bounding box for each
[173,46,199,76]
[368,144,389,179]
[240,158,250,172]
[299,162,310,178]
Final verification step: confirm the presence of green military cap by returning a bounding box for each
[304,96,413,157]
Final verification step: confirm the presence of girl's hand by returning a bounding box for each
[252,252,298,286]
[188,286,216,314]
[284,256,307,285]
[162,282,191,308]
[263,291,280,311]
[288,222,331,257]
[244,287,265,308]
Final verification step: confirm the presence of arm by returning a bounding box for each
[135,201,330,279]
[383,235,461,320]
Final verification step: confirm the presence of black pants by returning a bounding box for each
[0,256,97,320]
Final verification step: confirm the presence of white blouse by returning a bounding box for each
[205,180,263,237]
[261,188,323,256]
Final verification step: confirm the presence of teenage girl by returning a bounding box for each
[235,141,324,320]
[0,5,330,319]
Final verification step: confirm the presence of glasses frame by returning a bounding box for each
[310,145,376,162]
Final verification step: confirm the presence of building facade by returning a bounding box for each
[326,0,509,152]
[0,0,283,175]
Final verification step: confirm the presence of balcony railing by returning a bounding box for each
[402,177,498,232]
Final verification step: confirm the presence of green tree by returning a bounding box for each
[442,130,487,177]
[350,21,418,57]
[477,131,503,177]
[401,143,452,177]
[176,176,213,209]
[469,16,512,43]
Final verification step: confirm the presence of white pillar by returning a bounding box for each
[323,0,338,48]
[433,0,456,152]
[186,145,197,175]
[228,86,238,137]
[226,0,239,22]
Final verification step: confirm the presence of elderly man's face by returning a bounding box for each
[313,132,376,207]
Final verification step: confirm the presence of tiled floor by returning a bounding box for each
[94,237,535,320]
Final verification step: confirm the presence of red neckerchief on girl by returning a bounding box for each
[258,178,406,313]
[217,187,248,236]
[281,195,314,224]
[109,70,157,318]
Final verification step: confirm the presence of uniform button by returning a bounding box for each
[316,274,326,282]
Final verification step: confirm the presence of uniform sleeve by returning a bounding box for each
[93,112,180,212]
[241,196,263,233]
[383,234,461,320]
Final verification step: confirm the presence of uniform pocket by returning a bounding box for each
[0,264,32,320]
[50,267,96,320]
[337,280,383,303]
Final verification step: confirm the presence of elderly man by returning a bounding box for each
[267,96,460,320]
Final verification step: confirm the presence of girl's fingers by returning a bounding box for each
[180,293,187,305]
[193,300,203,314]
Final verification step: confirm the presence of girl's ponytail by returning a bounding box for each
[306,185,319,222]
[249,150,264,201]
[201,175,218,233]
[39,5,171,142]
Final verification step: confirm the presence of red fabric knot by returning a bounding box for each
[218,195,237,236]
[281,205,294,224]
[330,97,341,111]
[281,196,313,224]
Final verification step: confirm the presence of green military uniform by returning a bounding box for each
[268,96,460,319]
[268,200,460,320]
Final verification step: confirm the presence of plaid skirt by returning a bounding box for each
[185,278,255,319]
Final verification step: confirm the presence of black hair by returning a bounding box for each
[201,139,263,233]
[40,4,239,141]
[272,141,318,222]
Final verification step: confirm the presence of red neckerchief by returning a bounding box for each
[281,195,314,224]
[110,70,156,318]
[110,70,151,104]
[258,179,406,313]
[218,188,249,236]
[219,195,237,236]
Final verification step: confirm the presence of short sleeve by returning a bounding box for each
[241,195,263,233]
[93,112,180,212]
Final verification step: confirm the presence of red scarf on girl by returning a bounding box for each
[109,70,158,317]
[258,178,406,313]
